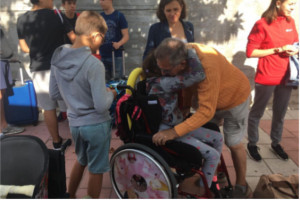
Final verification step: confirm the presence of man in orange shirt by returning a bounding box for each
[152,38,252,198]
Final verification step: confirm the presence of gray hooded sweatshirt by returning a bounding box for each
[50,44,114,127]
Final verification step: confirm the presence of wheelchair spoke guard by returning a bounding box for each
[110,143,178,199]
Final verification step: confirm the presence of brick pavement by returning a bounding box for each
[15,109,299,198]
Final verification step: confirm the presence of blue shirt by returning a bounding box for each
[143,20,194,59]
[100,10,128,58]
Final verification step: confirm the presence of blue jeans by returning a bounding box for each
[102,57,123,81]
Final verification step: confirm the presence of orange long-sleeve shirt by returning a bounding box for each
[174,43,251,136]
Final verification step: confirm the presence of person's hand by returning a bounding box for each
[107,87,117,99]
[152,128,179,146]
[112,42,121,50]
[282,45,298,56]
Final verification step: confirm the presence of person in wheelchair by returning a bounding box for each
[142,45,223,196]
[152,38,252,198]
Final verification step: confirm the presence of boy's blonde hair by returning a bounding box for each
[75,11,107,36]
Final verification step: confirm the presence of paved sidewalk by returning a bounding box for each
[17,109,299,198]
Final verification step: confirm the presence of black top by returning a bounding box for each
[17,9,72,72]
[62,13,78,44]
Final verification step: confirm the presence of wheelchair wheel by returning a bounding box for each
[110,143,178,199]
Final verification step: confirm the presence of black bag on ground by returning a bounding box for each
[47,139,72,199]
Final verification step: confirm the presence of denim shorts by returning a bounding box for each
[70,121,112,174]
[211,98,250,147]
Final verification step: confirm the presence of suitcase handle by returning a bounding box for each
[112,48,125,79]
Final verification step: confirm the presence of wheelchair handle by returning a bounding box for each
[116,85,135,94]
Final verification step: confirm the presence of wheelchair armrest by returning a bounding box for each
[134,134,202,167]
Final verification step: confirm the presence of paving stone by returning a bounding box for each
[257,145,277,159]
[246,176,260,193]
[262,110,272,120]
[246,159,272,177]
[256,128,272,144]
[287,150,299,166]
[264,159,299,175]
[285,110,299,120]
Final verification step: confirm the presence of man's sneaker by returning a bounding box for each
[53,137,64,150]
[233,183,253,199]
[2,125,25,135]
[247,143,262,161]
[271,144,289,160]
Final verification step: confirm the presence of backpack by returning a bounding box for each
[253,174,299,199]
[115,80,162,143]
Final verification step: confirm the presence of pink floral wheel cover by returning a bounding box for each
[111,147,175,199]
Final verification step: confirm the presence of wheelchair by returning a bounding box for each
[110,68,233,199]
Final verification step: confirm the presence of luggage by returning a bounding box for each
[48,139,72,198]
[253,174,299,199]
[4,65,39,126]
[111,47,126,80]
[107,49,127,126]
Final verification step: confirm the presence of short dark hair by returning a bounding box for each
[156,0,187,22]
[30,0,39,5]
[75,11,107,36]
[154,38,188,67]
[62,0,77,4]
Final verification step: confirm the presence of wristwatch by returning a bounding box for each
[274,47,282,53]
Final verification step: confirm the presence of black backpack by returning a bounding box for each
[115,80,162,143]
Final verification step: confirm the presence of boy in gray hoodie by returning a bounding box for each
[49,11,116,198]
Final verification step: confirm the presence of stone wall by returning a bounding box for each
[1,0,299,109]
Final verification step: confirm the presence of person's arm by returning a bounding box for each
[184,21,194,42]
[249,45,298,57]
[112,28,129,50]
[246,20,298,58]
[49,68,63,100]
[153,52,205,94]
[67,31,76,44]
[18,39,30,53]
[89,62,114,113]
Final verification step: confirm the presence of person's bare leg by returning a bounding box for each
[229,143,247,186]
[87,172,103,198]
[0,89,8,130]
[68,160,86,198]
[43,109,60,143]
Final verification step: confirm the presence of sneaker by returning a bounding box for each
[53,137,64,150]
[271,144,289,160]
[2,125,25,135]
[233,183,253,199]
[247,143,262,161]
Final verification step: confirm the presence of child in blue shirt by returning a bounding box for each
[99,0,129,80]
